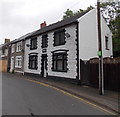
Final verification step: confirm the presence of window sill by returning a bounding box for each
[16,49,22,52]
[15,66,22,68]
[105,48,109,50]
[1,55,5,57]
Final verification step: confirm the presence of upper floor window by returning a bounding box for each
[52,52,67,72]
[30,37,37,50]
[42,34,48,48]
[2,49,5,55]
[4,49,8,56]
[15,56,22,68]
[11,44,15,53]
[54,29,65,46]
[105,36,109,50]
[0,47,8,57]
[28,54,38,70]
[16,41,22,52]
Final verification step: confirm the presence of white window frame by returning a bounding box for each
[16,41,22,52]
[5,49,8,56]
[15,56,22,68]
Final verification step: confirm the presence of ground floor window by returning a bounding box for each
[15,56,22,68]
[29,54,38,70]
[52,52,67,72]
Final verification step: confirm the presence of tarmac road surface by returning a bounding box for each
[2,73,112,115]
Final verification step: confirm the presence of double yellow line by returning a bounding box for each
[25,78,117,115]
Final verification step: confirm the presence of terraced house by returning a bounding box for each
[23,9,113,83]
[10,33,34,74]
[0,9,112,84]
[0,39,11,72]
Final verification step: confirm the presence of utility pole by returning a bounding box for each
[97,0,104,95]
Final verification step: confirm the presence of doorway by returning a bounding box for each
[41,54,47,77]
[10,57,14,72]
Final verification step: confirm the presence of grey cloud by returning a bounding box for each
[0,0,96,44]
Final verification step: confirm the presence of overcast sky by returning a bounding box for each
[0,0,97,44]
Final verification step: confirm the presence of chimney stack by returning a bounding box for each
[40,21,47,28]
[4,38,10,44]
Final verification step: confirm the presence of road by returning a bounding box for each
[2,73,110,115]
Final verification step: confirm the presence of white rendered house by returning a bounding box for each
[23,9,113,83]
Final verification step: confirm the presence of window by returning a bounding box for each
[2,49,5,55]
[52,52,67,72]
[1,48,7,57]
[42,34,48,48]
[11,44,15,53]
[4,49,8,56]
[16,41,22,52]
[29,54,38,70]
[15,56,22,68]
[30,37,37,50]
[54,29,65,46]
[105,36,109,50]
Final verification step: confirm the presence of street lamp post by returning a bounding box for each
[97,0,104,95]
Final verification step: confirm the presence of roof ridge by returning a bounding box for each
[26,10,89,39]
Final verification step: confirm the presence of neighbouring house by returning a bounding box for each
[0,39,11,72]
[10,39,24,73]
[23,9,113,83]
[10,32,34,74]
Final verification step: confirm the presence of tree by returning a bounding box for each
[100,0,119,25]
[62,1,120,57]
[62,6,94,20]
[111,15,120,57]
[100,0,120,57]
[63,9,74,19]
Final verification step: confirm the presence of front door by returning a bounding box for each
[10,57,14,72]
[41,54,47,77]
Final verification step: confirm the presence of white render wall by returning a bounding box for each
[24,36,42,74]
[78,9,113,60]
[24,24,78,79]
[101,17,113,57]
[47,24,77,79]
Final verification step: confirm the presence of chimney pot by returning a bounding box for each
[40,21,47,28]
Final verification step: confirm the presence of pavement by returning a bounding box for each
[3,72,120,115]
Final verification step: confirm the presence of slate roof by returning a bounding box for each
[11,31,36,44]
[26,10,89,39]
[0,10,89,47]
[0,42,10,48]
[0,31,36,48]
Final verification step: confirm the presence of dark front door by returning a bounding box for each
[41,54,47,77]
